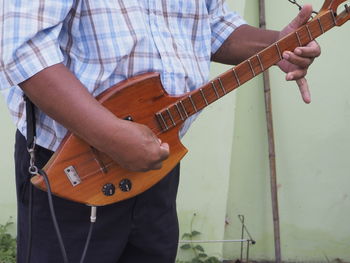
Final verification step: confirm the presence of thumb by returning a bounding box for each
[159,143,170,160]
[288,4,313,30]
[160,142,169,152]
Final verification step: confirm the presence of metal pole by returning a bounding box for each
[258,1,282,262]
[178,239,251,243]
[240,215,245,262]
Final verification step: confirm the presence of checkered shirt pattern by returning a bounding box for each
[0,0,246,151]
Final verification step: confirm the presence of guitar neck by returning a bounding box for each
[156,10,336,132]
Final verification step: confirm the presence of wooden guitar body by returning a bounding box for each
[31,73,188,206]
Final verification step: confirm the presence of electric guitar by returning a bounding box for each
[31,0,350,206]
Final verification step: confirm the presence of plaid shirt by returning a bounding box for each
[0,0,245,151]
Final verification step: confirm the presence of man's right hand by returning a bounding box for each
[103,119,170,172]
[20,63,170,173]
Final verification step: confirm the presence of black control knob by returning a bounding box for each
[102,183,116,196]
[124,116,133,121]
[119,179,132,192]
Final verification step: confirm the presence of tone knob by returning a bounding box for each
[119,179,132,192]
[102,183,116,196]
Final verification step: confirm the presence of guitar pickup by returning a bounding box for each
[64,166,82,187]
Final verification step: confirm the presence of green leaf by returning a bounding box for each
[0,219,16,263]
[180,244,191,250]
[191,230,201,236]
[204,256,221,263]
[191,258,204,263]
[198,253,208,258]
[194,245,204,252]
[181,233,192,239]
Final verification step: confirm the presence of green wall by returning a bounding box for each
[1,1,350,262]
[0,96,16,230]
[223,0,350,262]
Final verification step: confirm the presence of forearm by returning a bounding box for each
[19,63,122,152]
[19,63,169,171]
[212,24,279,65]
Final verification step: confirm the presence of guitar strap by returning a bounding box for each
[24,94,36,150]
[23,94,35,263]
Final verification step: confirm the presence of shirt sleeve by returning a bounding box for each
[0,1,74,90]
[208,0,247,54]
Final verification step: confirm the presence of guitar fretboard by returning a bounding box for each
[156,10,336,132]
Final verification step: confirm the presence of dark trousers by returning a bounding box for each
[15,130,180,263]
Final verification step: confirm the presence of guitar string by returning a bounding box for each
[287,0,318,17]
[153,0,323,133]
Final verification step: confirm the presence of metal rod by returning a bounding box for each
[239,216,255,241]
[259,1,282,263]
[240,215,245,262]
[246,241,250,262]
[178,239,251,243]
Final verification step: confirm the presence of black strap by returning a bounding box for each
[23,94,36,263]
[24,94,36,149]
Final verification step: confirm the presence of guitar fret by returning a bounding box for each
[154,10,336,133]
[248,59,256,77]
[295,31,302,46]
[232,68,241,86]
[306,24,313,40]
[211,81,220,99]
[156,112,168,131]
[200,88,209,106]
[218,78,227,94]
[275,43,282,60]
[189,95,198,112]
[257,54,264,71]
[317,18,325,33]
[175,103,185,121]
[166,108,176,126]
[179,101,189,118]
[331,11,337,25]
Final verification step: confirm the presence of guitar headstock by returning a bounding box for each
[319,0,350,26]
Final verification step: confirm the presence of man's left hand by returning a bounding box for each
[278,4,321,104]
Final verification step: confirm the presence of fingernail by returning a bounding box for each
[283,52,290,60]
[304,96,311,104]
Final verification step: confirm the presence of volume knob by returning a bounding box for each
[102,183,116,196]
[119,179,132,192]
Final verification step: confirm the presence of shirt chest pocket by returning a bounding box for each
[67,2,151,62]
[160,0,211,55]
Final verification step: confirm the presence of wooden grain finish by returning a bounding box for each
[31,73,188,206]
[31,1,350,206]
